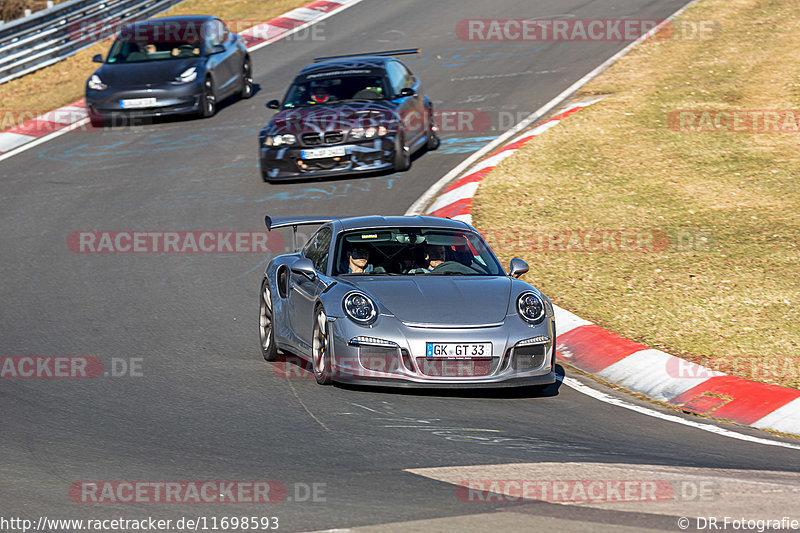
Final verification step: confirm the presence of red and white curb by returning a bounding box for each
[0,0,364,159]
[422,99,800,437]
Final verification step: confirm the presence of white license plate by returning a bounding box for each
[301,146,347,159]
[120,98,157,109]
[426,342,492,358]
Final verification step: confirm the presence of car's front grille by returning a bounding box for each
[415,358,492,377]
[302,133,321,145]
[324,131,344,144]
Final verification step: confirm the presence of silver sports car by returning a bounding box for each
[259,215,557,388]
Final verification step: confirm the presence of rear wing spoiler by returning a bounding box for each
[264,215,338,251]
[313,48,420,62]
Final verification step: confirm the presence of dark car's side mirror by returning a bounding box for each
[266,100,281,110]
[291,258,316,280]
[509,258,529,278]
[92,54,104,63]
[210,44,226,55]
[398,87,416,98]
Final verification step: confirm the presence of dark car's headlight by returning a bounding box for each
[343,291,378,325]
[348,126,388,140]
[88,74,107,91]
[264,134,296,147]
[172,67,198,84]
[517,291,545,324]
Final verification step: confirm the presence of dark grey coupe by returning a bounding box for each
[85,16,252,126]
[259,215,557,388]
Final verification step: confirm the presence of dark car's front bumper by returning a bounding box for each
[86,83,203,122]
[259,137,397,181]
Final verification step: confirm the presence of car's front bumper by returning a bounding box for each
[325,315,557,388]
[259,137,397,181]
[86,83,203,121]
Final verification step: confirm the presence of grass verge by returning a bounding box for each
[1,0,309,130]
[474,0,800,389]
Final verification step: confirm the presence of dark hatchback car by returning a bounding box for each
[258,50,439,182]
[85,16,253,126]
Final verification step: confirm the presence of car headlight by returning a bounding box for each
[264,134,297,147]
[343,291,378,325]
[88,74,106,91]
[349,128,366,140]
[173,67,198,84]
[517,291,545,324]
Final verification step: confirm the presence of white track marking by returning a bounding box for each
[562,376,800,450]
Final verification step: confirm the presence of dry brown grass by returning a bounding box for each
[475,0,800,388]
[0,0,309,128]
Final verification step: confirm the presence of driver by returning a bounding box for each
[346,246,373,274]
[310,83,335,104]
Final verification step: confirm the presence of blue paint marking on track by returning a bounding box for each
[413,45,541,72]
[437,136,498,154]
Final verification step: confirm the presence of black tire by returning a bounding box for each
[392,133,411,172]
[259,278,278,361]
[311,306,332,385]
[201,76,216,118]
[240,57,253,99]
[426,107,440,151]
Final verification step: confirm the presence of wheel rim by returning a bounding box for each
[243,61,253,95]
[204,78,215,113]
[312,309,327,377]
[259,283,272,351]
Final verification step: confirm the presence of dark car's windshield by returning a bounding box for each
[282,75,389,108]
[107,39,203,63]
[334,228,505,276]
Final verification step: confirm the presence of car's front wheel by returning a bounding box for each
[311,306,332,385]
[240,57,253,99]
[259,278,278,361]
[201,76,216,118]
[426,106,440,151]
[392,133,411,172]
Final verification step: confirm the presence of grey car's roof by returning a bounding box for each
[336,215,471,231]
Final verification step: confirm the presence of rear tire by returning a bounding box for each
[426,107,440,150]
[259,278,278,361]
[312,306,332,385]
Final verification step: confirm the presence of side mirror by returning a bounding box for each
[291,258,316,280]
[210,44,226,55]
[398,87,416,98]
[92,54,104,63]
[266,100,281,110]
[509,258,529,278]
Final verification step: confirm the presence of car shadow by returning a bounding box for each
[268,353,564,399]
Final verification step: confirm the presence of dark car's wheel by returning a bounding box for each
[392,133,411,172]
[426,107,440,151]
[201,76,216,118]
[260,278,278,361]
[240,57,254,99]
[312,306,332,385]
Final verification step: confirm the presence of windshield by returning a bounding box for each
[282,75,388,108]
[107,39,203,63]
[334,228,505,276]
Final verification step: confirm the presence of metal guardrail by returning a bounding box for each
[0,0,186,85]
